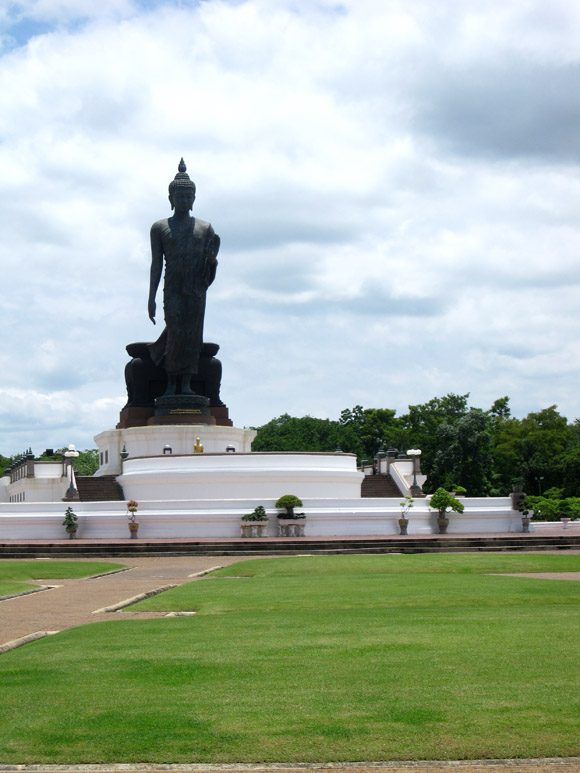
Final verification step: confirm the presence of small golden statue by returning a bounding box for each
[193,436,204,454]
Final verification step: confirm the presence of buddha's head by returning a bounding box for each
[168,158,196,211]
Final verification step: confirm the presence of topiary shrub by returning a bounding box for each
[429,487,465,517]
[275,494,305,519]
[241,506,269,522]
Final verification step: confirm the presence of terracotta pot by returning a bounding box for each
[128,522,139,539]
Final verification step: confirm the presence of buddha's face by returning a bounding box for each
[170,187,195,213]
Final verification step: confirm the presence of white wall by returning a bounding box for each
[0,496,523,540]
[388,460,427,496]
[117,451,364,501]
[3,462,68,503]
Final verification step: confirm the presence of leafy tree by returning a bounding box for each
[397,394,470,483]
[489,417,524,493]
[74,449,99,476]
[515,406,572,494]
[487,402,578,496]
[253,414,355,455]
[488,396,511,422]
[556,420,580,497]
[339,406,399,461]
[428,408,493,495]
[0,454,14,477]
[37,448,99,476]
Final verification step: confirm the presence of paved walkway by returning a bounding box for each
[0,556,245,645]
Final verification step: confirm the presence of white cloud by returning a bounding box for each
[5,0,139,25]
[0,0,580,455]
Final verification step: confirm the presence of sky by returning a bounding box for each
[1,0,580,455]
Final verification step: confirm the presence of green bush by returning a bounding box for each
[527,496,580,521]
[241,506,268,522]
[429,487,465,516]
[543,487,565,500]
[62,506,78,533]
[274,494,305,519]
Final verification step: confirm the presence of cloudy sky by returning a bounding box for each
[1,0,580,455]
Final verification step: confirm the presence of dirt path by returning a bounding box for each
[0,556,245,645]
[497,572,580,581]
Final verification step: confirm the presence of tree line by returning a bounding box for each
[252,394,580,497]
[3,394,579,501]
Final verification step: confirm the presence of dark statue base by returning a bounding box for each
[148,414,216,426]
[118,404,230,427]
[150,393,216,425]
[118,340,233,429]
[154,393,210,416]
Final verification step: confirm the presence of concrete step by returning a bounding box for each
[1,534,579,558]
[361,474,402,497]
[76,476,125,502]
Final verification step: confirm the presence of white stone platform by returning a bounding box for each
[118,451,363,501]
[0,424,525,540]
[95,424,257,476]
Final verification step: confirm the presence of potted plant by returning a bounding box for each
[62,506,78,539]
[429,487,465,534]
[449,484,466,497]
[517,496,532,533]
[559,500,571,529]
[240,505,269,537]
[275,494,306,537]
[127,499,139,539]
[398,496,413,535]
[510,478,526,511]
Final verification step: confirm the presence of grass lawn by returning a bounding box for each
[0,560,126,598]
[0,581,38,597]
[0,553,579,763]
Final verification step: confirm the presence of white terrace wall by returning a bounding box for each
[0,496,523,540]
[117,452,364,501]
[95,425,257,476]
[2,461,68,503]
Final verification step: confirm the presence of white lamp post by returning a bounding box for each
[407,448,423,497]
[64,444,80,501]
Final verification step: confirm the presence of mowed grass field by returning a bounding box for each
[0,560,126,597]
[0,553,579,763]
